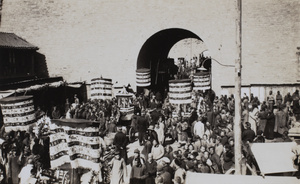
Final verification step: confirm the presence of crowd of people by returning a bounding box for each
[0,88,300,184]
[0,118,50,184]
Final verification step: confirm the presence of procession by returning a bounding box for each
[1,0,300,184]
[1,66,300,184]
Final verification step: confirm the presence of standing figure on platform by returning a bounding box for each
[64,98,70,116]
[293,90,300,115]
[51,106,61,119]
[267,90,275,111]
[276,91,283,106]
[284,92,293,109]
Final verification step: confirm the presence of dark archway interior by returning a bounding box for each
[136,28,210,96]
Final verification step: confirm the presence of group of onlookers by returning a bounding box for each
[107,89,300,183]
[0,88,300,183]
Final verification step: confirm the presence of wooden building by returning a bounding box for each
[0,32,39,84]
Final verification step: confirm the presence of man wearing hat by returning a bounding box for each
[113,126,128,163]
[129,149,145,166]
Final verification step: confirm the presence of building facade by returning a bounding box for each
[0,32,38,83]
[0,0,299,96]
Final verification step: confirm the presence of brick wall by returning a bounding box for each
[0,0,299,95]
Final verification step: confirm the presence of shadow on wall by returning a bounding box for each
[35,52,49,78]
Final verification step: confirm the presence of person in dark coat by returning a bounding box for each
[137,114,149,146]
[284,92,293,105]
[222,144,234,173]
[155,91,163,103]
[106,117,117,134]
[253,130,265,143]
[209,146,222,174]
[145,153,157,184]
[150,109,159,125]
[147,125,159,144]
[51,106,61,119]
[257,106,268,132]
[242,122,256,143]
[40,137,50,169]
[188,108,198,126]
[149,99,157,109]
[292,90,300,115]
[113,127,128,163]
[264,109,275,140]
[32,138,43,156]
[220,130,229,146]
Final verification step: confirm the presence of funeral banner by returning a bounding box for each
[49,119,101,171]
[0,96,36,132]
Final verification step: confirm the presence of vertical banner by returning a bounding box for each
[193,72,211,91]
[49,119,101,171]
[136,68,151,87]
[0,96,36,132]
[169,79,192,104]
[90,77,113,100]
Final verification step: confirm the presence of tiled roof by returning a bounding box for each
[0,32,38,49]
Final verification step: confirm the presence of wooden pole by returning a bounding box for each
[297,48,300,79]
[234,0,242,175]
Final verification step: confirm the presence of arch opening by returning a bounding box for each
[136,28,211,97]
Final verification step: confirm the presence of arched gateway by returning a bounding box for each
[136,28,211,96]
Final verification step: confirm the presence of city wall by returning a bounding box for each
[1,0,300,96]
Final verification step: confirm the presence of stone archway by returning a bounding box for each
[136,28,210,95]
